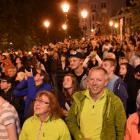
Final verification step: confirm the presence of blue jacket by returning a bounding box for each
[13,77,52,118]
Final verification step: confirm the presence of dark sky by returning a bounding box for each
[37,0,78,33]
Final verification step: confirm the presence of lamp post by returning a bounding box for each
[61,2,70,39]
[109,20,114,35]
[114,22,119,35]
[43,20,50,43]
[81,9,88,38]
[61,2,70,23]
[62,23,68,39]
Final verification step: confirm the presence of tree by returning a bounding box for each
[129,0,140,31]
[121,0,140,32]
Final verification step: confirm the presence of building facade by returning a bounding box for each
[78,0,126,36]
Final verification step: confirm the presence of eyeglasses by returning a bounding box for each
[34,98,50,105]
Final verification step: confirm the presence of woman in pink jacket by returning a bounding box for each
[125,89,140,140]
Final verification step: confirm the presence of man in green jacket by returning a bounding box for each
[66,67,126,140]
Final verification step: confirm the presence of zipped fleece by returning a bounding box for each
[19,115,71,140]
[66,88,126,140]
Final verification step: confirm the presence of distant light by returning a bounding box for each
[114,23,119,28]
[43,20,50,28]
[9,42,13,45]
[109,20,113,27]
[81,9,88,18]
[82,37,85,41]
[28,51,32,55]
[61,2,70,13]
[62,23,67,30]
[91,29,94,32]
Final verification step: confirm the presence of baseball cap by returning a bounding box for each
[68,50,85,59]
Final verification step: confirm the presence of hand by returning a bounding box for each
[25,69,33,78]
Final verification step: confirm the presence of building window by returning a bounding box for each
[101,2,106,8]
[90,4,96,12]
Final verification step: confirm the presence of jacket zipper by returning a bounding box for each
[36,122,43,140]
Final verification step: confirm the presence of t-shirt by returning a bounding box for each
[0,101,20,140]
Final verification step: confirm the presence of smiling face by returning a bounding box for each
[87,68,108,98]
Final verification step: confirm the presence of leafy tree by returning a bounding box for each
[0,0,81,50]
[121,0,140,32]
[129,0,140,31]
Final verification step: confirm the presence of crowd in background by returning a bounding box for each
[0,33,140,140]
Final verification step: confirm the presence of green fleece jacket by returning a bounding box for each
[19,115,71,140]
[66,88,126,140]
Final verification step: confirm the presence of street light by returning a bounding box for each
[114,22,119,35]
[43,20,50,43]
[61,2,70,23]
[62,23,67,30]
[61,2,70,13]
[109,20,114,35]
[43,20,50,29]
[114,23,119,28]
[109,20,113,27]
[81,9,88,38]
[62,23,68,39]
[61,2,70,39]
[81,9,88,19]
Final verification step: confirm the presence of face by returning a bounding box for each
[34,95,50,116]
[69,57,82,70]
[0,81,10,90]
[16,58,21,64]
[53,52,59,60]
[61,56,66,62]
[7,69,16,77]
[63,75,73,89]
[102,61,114,74]
[87,69,108,97]
[119,65,127,76]
[34,73,43,86]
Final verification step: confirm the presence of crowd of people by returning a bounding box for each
[0,33,140,140]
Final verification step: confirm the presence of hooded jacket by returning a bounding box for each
[66,88,126,140]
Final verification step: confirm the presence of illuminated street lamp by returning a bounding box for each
[43,20,50,29]
[62,23,67,30]
[61,2,70,13]
[114,23,119,28]
[81,9,88,19]
[109,20,113,27]
[61,2,70,38]
[114,22,119,35]
[91,29,94,32]
[81,9,88,38]
[109,20,114,35]
[62,23,68,39]
[61,2,70,23]
[43,20,50,43]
